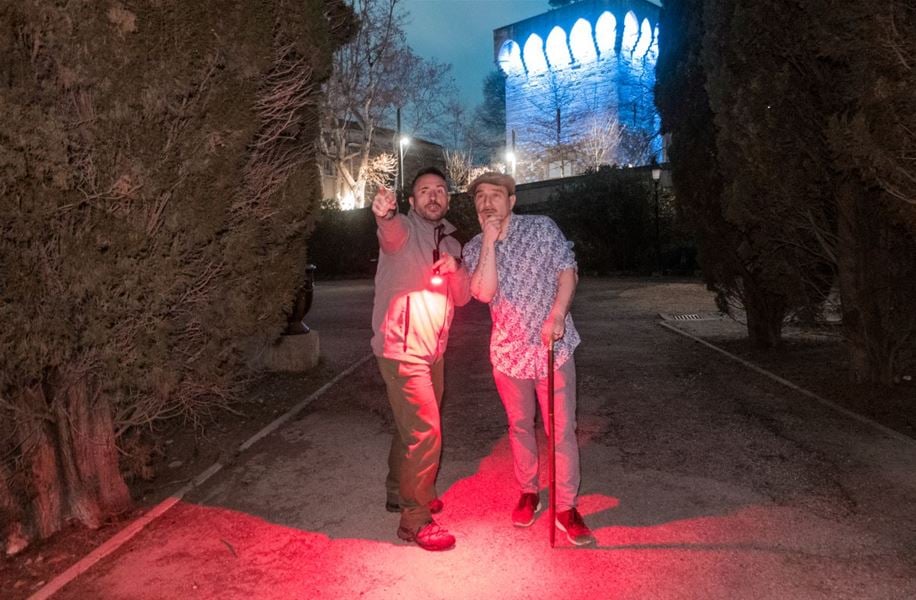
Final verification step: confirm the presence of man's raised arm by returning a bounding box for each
[372,187,408,254]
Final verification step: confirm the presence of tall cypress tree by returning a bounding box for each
[701,1,837,343]
[0,0,355,553]
[817,0,916,383]
[469,70,507,165]
[657,0,837,347]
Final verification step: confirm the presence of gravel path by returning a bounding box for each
[51,278,916,600]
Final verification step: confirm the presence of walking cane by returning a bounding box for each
[548,339,556,548]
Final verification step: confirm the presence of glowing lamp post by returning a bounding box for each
[651,163,661,275]
[505,151,517,177]
[398,135,410,198]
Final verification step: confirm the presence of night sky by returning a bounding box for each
[403,0,552,109]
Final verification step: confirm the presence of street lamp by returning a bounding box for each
[505,151,517,176]
[651,163,662,275]
[399,135,410,197]
[510,129,517,177]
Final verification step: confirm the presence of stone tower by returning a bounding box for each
[494,0,662,182]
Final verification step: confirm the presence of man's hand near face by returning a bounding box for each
[480,214,502,246]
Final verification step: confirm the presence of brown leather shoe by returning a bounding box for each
[396,520,456,551]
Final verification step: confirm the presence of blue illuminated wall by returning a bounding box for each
[494,0,662,183]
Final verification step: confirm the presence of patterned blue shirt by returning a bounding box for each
[463,214,580,379]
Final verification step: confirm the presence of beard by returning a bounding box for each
[417,202,445,221]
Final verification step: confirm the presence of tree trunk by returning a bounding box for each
[834,182,911,385]
[54,385,103,530]
[836,183,871,383]
[0,463,29,556]
[74,383,132,515]
[743,280,786,349]
[1,377,132,554]
[20,387,64,540]
[837,183,879,383]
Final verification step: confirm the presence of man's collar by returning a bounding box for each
[407,208,456,235]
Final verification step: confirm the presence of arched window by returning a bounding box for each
[523,33,548,75]
[622,11,639,56]
[545,26,570,69]
[648,25,660,62]
[498,39,524,75]
[594,12,616,57]
[634,18,652,58]
[569,18,597,64]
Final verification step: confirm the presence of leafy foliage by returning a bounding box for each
[319,0,456,206]
[0,0,352,551]
[701,2,837,337]
[528,167,693,275]
[820,1,915,231]
[467,70,507,164]
[307,206,379,278]
[656,0,915,380]
[815,0,916,382]
[655,0,746,327]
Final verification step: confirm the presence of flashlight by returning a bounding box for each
[430,224,447,286]
[431,248,443,286]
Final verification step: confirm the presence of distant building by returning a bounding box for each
[494,0,663,183]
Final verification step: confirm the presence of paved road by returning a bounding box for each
[56,279,916,599]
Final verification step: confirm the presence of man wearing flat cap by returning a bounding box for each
[462,171,595,546]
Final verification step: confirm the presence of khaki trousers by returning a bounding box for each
[492,357,581,512]
[377,356,444,530]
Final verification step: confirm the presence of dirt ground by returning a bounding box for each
[0,352,352,596]
[710,337,914,439]
[2,277,914,598]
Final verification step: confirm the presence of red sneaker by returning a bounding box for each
[511,493,542,527]
[555,508,596,546]
[397,520,456,551]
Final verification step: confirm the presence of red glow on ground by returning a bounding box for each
[56,430,824,599]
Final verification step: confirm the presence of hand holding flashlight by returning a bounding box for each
[372,187,397,220]
[432,253,461,276]
[430,225,450,286]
